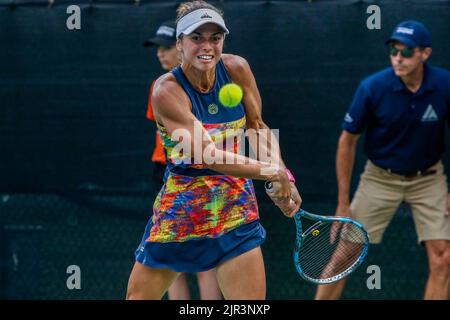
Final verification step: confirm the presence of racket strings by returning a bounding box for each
[297,221,366,280]
[301,228,364,277]
[300,225,364,278]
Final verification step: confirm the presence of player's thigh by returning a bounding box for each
[216,247,265,300]
[351,162,403,244]
[168,273,191,300]
[197,269,219,290]
[197,269,222,300]
[126,261,179,300]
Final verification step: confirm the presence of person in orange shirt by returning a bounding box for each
[143,19,222,300]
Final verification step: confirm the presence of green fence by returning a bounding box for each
[1,0,447,299]
[0,189,429,299]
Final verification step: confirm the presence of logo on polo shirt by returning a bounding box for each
[201,12,212,19]
[396,27,414,35]
[344,113,353,123]
[421,104,438,122]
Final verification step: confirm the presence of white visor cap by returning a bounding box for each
[176,9,229,38]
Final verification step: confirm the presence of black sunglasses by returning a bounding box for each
[390,46,415,58]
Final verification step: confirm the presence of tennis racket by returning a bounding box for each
[265,181,369,284]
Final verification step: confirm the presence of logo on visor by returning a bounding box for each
[201,12,213,19]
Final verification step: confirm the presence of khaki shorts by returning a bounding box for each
[350,160,450,244]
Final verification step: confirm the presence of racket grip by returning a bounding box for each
[264,181,277,193]
[265,181,296,207]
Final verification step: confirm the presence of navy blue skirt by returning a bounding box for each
[135,219,266,273]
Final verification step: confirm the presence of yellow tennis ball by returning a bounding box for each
[219,83,243,108]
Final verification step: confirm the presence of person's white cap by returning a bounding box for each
[176,8,229,38]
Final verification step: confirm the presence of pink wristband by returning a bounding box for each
[284,168,296,183]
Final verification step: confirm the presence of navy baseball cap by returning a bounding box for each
[143,20,176,47]
[386,20,432,48]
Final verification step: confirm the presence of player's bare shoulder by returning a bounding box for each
[152,72,180,102]
[152,72,190,118]
[221,54,252,84]
[222,54,249,73]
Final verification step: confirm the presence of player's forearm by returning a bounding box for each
[204,146,280,180]
[246,121,286,169]
[207,162,280,180]
[336,138,357,206]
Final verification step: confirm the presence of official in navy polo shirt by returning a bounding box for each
[316,21,450,300]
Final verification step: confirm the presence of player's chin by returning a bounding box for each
[194,62,214,72]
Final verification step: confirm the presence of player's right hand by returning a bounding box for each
[272,197,297,218]
[266,181,300,218]
[272,168,292,201]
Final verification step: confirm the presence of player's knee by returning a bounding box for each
[125,288,136,300]
[126,282,139,300]
[126,277,148,300]
[126,285,156,300]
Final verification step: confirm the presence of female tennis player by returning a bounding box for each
[126,0,302,300]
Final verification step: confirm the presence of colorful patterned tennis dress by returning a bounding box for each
[135,59,266,272]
